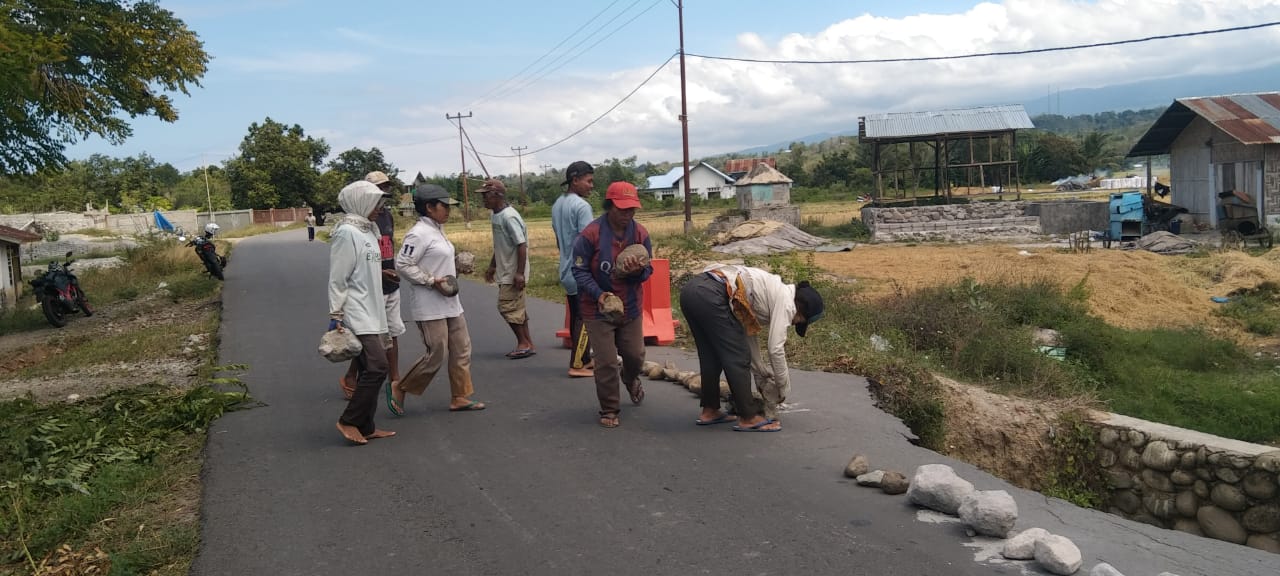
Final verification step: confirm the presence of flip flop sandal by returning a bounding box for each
[385,380,404,416]
[507,348,536,360]
[628,383,645,405]
[449,400,487,412]
[695,413,737,426]
[733,418,781,432]
[599,413,620,428]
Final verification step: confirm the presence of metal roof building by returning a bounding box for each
[1128,93,1280,157]
[858,104,1034,204]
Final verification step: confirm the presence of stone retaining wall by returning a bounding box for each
[1093,413,1280,554]
[860,202,1041,242]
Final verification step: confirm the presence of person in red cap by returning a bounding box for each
[571,181,653,428]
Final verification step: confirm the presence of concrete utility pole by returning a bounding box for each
[446,112,473,226]
[512,146,528,207]
[540,163,554,175]
[677,0,693,233]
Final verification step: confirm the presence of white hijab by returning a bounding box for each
[336,180,384,233]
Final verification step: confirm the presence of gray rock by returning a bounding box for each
[1241,504,1280,533]
[907,464,975,515]
[1172,518,1203,536]
[1097,449,1117,468]
[1215,467,1241,483]
[1178,451,1197,470]
[1105,469,1133,490]
[1255,450,1280,473]
[1098,428,1120,449]
[1227,454,1251,469]
[1034,534,1083,575]
[1246,532,1280,554]
[1119,447,1142,470]
[1243,471,1278,500]
[1197,506,1248,544]
[1196,467,1215,482]
[1207,452,1223,466]
[845,454,870,478]
[1090,563,1125,576]
[1174,491,1199,518]
[1112,490,1141,515]
[1141,469,1175,493]
[855,470,885,487]
[1210,483,1249,512]
[1143,491,1177,519]
[1127,430,1146,447]
[1002,527,1050,560]
[1142,441,1179,472]
[1131,512,1166,528]
[880,471,909,495]
[959,490,1019,538]
[1193,480,1210,499]
[1170,469,1195,486]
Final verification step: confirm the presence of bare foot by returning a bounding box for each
[568,367,593,378]
[390,381,405,407]
[366,429,397,440]
[336,422,367,445]
[735,416,781,431]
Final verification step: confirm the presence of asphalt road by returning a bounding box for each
[193,228,1273,576]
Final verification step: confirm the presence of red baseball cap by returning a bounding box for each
[605,181,641,210]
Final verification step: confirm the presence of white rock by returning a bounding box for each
[66,394,81,402]
[1090,563,1125,576]
[958,490,1018,537]
[157,281,168,289]
[855,470,885,487]
[907,464,975,515]
[1034,534,1083,575]
[870,334,892,352]
[1002,527,1050,560]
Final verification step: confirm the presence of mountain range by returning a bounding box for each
[736,62,1280,155]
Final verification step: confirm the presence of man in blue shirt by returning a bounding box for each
[552,161,596,378]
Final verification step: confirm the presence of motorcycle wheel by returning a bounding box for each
[75,289,94,317]
[202,251,225,280]
[41,297,67,327]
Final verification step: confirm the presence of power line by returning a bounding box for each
[687,21,1280,65]
[464,0,627,109]
[479,0,664,106]
[469,53,677,159]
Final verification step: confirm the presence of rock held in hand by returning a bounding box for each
[601,293,626,324]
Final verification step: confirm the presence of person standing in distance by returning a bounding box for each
[481,179,535,359]
[552,161,596,378]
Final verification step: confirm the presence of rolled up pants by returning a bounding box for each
[679,273,759,420]
[584,315,644,416]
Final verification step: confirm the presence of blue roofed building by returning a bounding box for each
[641,162,736,200]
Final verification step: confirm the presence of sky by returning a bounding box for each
[67,0,1280,181]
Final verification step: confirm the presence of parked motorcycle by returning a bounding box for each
[29,251,93,327]
[184,223,227,280]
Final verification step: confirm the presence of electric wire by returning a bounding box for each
[686,21,1280,64]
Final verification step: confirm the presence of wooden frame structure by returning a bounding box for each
[859,105,1034,205]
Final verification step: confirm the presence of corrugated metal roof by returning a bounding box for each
[641,162,735,190]
[860,104,1034,139]
[0,224,41,244]
[1127,92,1280,157]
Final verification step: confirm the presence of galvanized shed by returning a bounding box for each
[859,104,1034,204]
[1127,92,1280,228]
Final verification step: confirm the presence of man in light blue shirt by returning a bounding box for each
[552,161,596,378]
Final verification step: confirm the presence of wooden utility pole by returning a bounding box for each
[512,146,528,207]
[540,163,554,175]
[677,0,693,233]
[446,112,473,225]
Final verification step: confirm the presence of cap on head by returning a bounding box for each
[793,281,825,337]
[478,178,507,195]
[364,171,390,186]
[604,181,641,210]
[561,161,594,186]
[413,184,458,205]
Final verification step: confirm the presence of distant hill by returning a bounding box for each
[731,63,1280,157]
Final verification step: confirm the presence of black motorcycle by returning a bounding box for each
[187,234,227,280]
[30,251,93,327]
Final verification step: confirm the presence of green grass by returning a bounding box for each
[799,217,870,242]
[0,298,46,335]
[1214,281,1280,336]
[15,315,218,379]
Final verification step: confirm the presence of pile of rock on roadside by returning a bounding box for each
[844,457,1188,576]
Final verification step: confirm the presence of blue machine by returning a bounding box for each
[1104,191,1145,248]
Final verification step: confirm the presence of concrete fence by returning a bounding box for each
[860,200,1109,242]
[1,207,305,236]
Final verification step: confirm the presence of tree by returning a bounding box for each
[329,147,401,190]
[224,118,329,209]
[593,157,643,191]
[0,0,209,173]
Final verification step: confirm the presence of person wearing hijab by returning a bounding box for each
[328,180,396,445]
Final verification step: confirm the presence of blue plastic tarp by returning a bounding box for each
[153,209,175,232]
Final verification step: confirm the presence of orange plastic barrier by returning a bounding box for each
[554,258,680,347]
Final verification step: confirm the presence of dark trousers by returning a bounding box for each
[340,333,388,436]
[307,226,315,241]
[584,316,645,416]
[679,274,758,419]
[567,294,592,369]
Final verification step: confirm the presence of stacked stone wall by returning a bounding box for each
[860,202,1041,242]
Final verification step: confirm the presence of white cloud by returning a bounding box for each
[221,51,369,74]
[335,28,447,57]
[370,0,1280,177]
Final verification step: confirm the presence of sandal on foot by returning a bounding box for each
[449,400,487,412]
[385,380,404,416]
[506,348,536,360]
[628,382,645,405]
[695,413,737,426]
[732,418,780,432]
[599,413,620,428]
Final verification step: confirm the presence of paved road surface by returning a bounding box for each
[193,229,1273,576]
